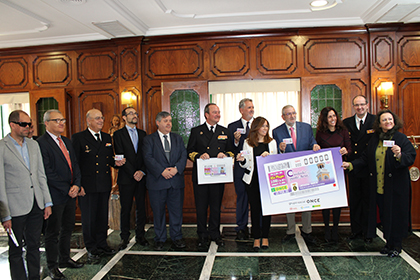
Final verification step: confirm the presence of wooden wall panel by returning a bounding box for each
[399,36,420,72]
[77,51,118,84]
[120,47,139,81]
[304,38,366,74]
[372,36,394,71]
[144,86,161,133]
[256,39,297,75]
[145,44,203,79]
[76,89,119,133]
[210,42,250,77]
[0,57,28,89]
[33,54,71,87]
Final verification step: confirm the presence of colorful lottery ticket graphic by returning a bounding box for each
[204,165,227,176]
[264,150,339,203]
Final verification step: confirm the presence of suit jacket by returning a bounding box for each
[72,129,114,193]
[37,133,81,205]
[240,139,278,184]
[143,131,187,191]
[113,126,147,185]
[187,123,234,183]
[272,121,317,153]
[343,113,376,162]
[0,137,52,218]
[228,119,250,178]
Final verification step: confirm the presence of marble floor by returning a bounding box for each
[1,223,420,279]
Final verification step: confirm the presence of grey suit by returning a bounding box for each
[0,135,52,280]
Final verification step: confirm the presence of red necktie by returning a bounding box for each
[290,127,297,150]
[57,136,73,175]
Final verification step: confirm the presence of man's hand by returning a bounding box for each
[339,147,348,155]
[133,171,145,182]
[233,130,241,144]
[161,168,173,179]
[78,187,86,196]
[200,153,210,160]
[2,220,11,231]
[44,206,52,220]
[68,185,79,198]
[217,152,227,158]
[115,158,126,166]
[313,144,321,152]
[167,167,178,176]
[279,142,287,152]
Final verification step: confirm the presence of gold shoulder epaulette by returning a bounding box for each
[189,152,199,161]
[226,151,234,158]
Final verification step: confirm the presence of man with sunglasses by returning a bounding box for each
[0,110,52,280]
[113,107,148,250]
[37,109,84,280]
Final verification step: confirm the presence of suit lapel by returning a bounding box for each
[4,137,30,171]
[45,133,68,165]
[154,132,168,162]
[122,126,137,154]
[84,129,101,150]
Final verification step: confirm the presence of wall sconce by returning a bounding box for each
[378,82,393,109]
[121,91,136,107]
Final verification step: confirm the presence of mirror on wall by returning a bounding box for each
[0,92,30,139]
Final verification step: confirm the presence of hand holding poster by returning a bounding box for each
[256,147,347,216]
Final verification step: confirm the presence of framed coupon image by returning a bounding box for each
[197,157,234,185]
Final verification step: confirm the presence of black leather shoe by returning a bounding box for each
[301,231,316,244]
[98,246,116,255]
[119,239,129,251]
[236,229,249,241]
[388,250,400,258]
[282,234,295,242]
[59,258,84,269]
[136,236,149,246]
[364,238,373,244]
[49,267,66,280]
[213,237,225,247]
[197,237,208,248]
[380,245,390,255]
[87,251,100,260]
[173,239,186,249]
[154,241,165,251]
[348,232,362,240]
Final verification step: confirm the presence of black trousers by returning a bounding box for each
[119,181,147,241]
[9,200,43,280]
[348,173,370,236]
[193,182,224,239]
[78,191,110,252]
[245,179,271,239]
[45,198,76,269]
[377,193,402,251]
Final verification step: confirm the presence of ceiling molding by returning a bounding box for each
[104,0,148,34]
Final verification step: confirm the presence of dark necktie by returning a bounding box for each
[210,126,214,134]
[163,135,170,161]
[245,121,250,136]
[95,133,101,143]
[359,120,364,130]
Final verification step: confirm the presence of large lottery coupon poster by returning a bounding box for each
[256,147,348,216]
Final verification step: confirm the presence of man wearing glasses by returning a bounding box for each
[273,105,320,244]
[343,95,375,242]
[72,109,124,260]
[0,110,52,280]
[37,109,84,280]
[113,107,148,250]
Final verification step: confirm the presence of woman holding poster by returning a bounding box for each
[316,107,351,242]
[236,117,277,251]
[343,110,416,257]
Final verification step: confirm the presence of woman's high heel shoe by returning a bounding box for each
[253,239,260,251]
[261,238,269,249]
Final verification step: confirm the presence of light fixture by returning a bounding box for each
[121,91,136,107]
[310,0,328,7]
[378,82,394,109]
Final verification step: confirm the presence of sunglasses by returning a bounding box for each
[12,121,32,127]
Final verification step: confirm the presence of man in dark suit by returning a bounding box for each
[113,107,148,250]
[0,110,52,280]
[227,98,254,241]
[343,95,375,242]
[272,105,320,243]
[143,111,188,251]
[37,109,84,280]
[72,109,123,260]
[187,103,234,247]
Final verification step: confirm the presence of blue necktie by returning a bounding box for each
[129,128,138,153]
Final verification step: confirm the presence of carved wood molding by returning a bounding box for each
[145,45,203,79]
[399,36,420,72]
[304,38,366,74]
[120,47,139,81]
[256,39,297,75]
[145,85,161,133]
[77,51,118,84]
[210,41,250,77]
[33,54,71,87]
[0,57,28,89]
[350,79,367,96]
[372,36,394,71]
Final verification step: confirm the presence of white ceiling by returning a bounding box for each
[1,0,420,49]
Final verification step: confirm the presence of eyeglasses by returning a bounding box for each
[126,112,138,116]
[284,112,297,117]
[48,118,67,124]
[12,121,32,127]
[94,116,105,121]
[353,103,367,107]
